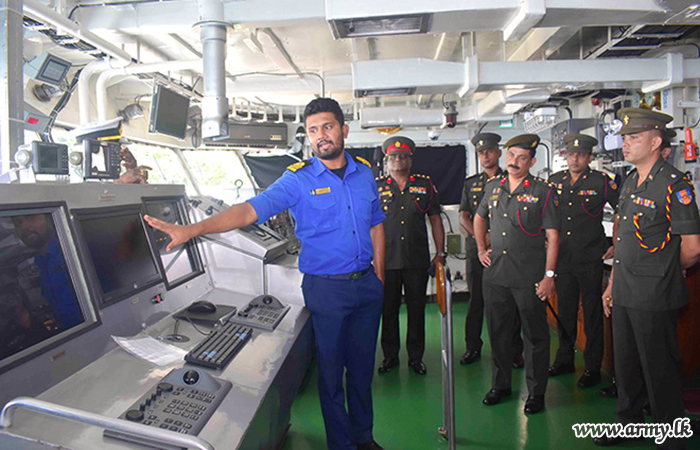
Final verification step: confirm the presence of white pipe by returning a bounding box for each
[79,59,129,124]
[96,60,202,121]
[22,0,131,63]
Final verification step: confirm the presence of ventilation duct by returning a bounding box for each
[197,0,229,139]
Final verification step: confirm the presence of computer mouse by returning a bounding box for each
[187,300,217,314]
[183,369,199,385]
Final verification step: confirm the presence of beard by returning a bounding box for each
[312,138,344,160]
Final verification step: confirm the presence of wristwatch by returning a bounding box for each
[545,270,556,278]
[436,252,448,257]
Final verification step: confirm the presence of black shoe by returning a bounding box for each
[357,440,384,450]
[460,350,481,365]
[408,360,427,375]
[524,395,545,414]
[512,354,525,369]
[599,384,618,398]
[378,358,399,374]
[483,388,512,405]
[593,435,645,446]
[548,363,575,376]
[577,370,601,388]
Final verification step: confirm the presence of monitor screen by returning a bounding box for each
[0,203,98,373]
[83,140,121,180]
[149,85,190,140]
[142,196,204,290]
[32,141,69,175]
[72,205,163,307]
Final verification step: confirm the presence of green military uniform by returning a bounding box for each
[378,137,442,366]
[476,134,558,398]
[548,134,619,376]
[610,108,700,450]
[459,133,522,360]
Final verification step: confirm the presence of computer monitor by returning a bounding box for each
[83,139,121,180]
[142,196,204,290]
[148,85,190,140]
[71,205,163,308]
[31,141,69,175]
[0,203,99,374]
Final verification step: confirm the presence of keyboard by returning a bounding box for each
[229,294,290,331]
[184,321,253,370]
[104,367,232,445]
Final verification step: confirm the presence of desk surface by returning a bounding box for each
[0,288,313,450]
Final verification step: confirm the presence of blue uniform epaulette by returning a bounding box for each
[286,159,312,172]
[354,156,372,168]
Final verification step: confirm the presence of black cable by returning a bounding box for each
[564,107,573,120]
[441,211,454,233]
[182,316,213,336]
[688,114,700,130]
[42,68,82,142]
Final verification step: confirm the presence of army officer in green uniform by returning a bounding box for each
[594,108,700,449]
[474,133,559,415]
[548,133,619,388]
[459,132,523,368]
[376,136,445,375]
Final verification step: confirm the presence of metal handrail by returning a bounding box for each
[0,397,215,450]
[435,263,455,450]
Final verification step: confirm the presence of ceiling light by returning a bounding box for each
[329,14,430,39]
[354,87,415,98]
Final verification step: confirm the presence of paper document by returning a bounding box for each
[112,335,187,366]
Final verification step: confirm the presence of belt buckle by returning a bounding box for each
[349,271,362,280]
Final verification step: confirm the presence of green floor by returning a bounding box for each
[282,302,700,449]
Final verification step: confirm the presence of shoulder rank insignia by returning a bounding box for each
[609,178,617,190]
[354,156,372,168]
[287,160,311,172]
[676,188,694,205]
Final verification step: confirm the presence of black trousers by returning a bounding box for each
[553,261,604,371]
[381,268,429,362]
[613,305,687,450]
[465,257,523,356]
[484,282,550,396]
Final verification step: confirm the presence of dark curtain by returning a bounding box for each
[243,151,303,189]
[411,145,466,205]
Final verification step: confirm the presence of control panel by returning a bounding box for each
[229,294,290,331]
[104,367,232,447]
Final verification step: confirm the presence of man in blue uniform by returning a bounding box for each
[12,213,84,330]
[548,133,619,388]
[594,108,700,449]
[459,133,524,368]
[474,134,559,415]
[145,98,386,450]
[376,136,444,375]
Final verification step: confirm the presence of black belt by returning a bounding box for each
[315,267,372,280]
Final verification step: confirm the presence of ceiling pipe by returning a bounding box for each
[79,59,128,124]
[196,0,229,139]
[95,60,203,121]
[23,0,131,63]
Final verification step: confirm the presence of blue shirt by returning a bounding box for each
[248,153,385,275]
[34,236,84,330]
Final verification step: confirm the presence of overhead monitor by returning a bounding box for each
[83,139,121,180]
[31,141,69,175]
[24,52,71,86]
[0,203,99,374]
[142,196,204,290]
[71,205,163,308]
[148,84,190,140]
